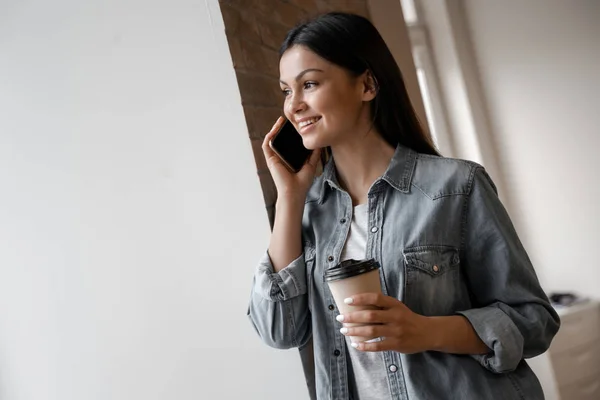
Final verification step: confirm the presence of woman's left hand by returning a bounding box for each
[337,293,435,353]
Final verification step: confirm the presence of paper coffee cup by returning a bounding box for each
[325,259,382,343]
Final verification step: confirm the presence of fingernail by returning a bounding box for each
[340,327,348,334]
[336,314,345,322]
[344,297,353,304]
[351,343,358,348]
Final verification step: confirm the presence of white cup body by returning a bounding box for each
[327,268,382,343]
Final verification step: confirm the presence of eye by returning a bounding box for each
[281,88,292,97]
[304,81,318,90]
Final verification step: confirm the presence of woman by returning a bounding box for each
[247,12,559,400]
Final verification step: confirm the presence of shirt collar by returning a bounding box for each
[318,144,417,204]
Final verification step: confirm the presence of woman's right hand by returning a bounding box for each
[262,117,322,200]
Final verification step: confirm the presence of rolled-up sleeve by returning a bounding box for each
[457,167,560,373]
[247,250,312,350]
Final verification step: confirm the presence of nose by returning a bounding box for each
[286,91,306,116]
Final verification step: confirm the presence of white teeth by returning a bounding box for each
[299,117,320,128]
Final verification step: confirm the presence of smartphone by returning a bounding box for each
[269,118,313,173]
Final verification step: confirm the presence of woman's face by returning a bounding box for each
[279,46,374,150]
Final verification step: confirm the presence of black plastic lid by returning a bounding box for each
[325,259,380,282]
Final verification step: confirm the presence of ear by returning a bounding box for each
[360,70,378,102]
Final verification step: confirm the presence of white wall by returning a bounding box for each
[416,0,509,204]
[0,1,306,399]
[461,0,600,298]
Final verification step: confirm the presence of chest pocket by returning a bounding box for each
[403,245,461,316]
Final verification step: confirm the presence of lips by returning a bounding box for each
[298,116,321,130]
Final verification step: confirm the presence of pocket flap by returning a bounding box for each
[403,246,460,276]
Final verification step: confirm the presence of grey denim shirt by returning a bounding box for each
[248,145,560,400]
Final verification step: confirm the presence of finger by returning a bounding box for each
[339,324,391,339]
[262,140,276,162]
[351,337,397,352]
[344,292,402,309]
[269,116,286,134]
[262,116,284,148]
[262,117,285,159]
[337,309,389,324]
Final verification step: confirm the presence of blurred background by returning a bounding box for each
[0,1,597,399]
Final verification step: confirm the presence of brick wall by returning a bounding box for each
[218,0,371,226]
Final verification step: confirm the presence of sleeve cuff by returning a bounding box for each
[254,251,307,302]
[457,306,524,373]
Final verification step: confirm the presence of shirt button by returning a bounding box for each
[389,364,398,372]
[371,226,378,233]
[334,349,341,356]
[328,255,334,262]
[328,304,335,311]
[432,265,440,273]
[340,218,347,224]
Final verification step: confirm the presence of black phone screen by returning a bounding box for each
[270,120,313,172]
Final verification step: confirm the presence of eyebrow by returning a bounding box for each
[279,68,324,85]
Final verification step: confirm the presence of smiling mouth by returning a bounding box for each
[298,117,322,130]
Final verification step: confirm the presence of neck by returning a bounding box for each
[331,129,395,206]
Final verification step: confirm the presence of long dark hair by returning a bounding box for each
[279,12,440,156]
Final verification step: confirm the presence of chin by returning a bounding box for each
[301,136,319,151]
[301,132,331,151]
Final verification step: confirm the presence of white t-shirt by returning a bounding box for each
[340,204,390,400]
